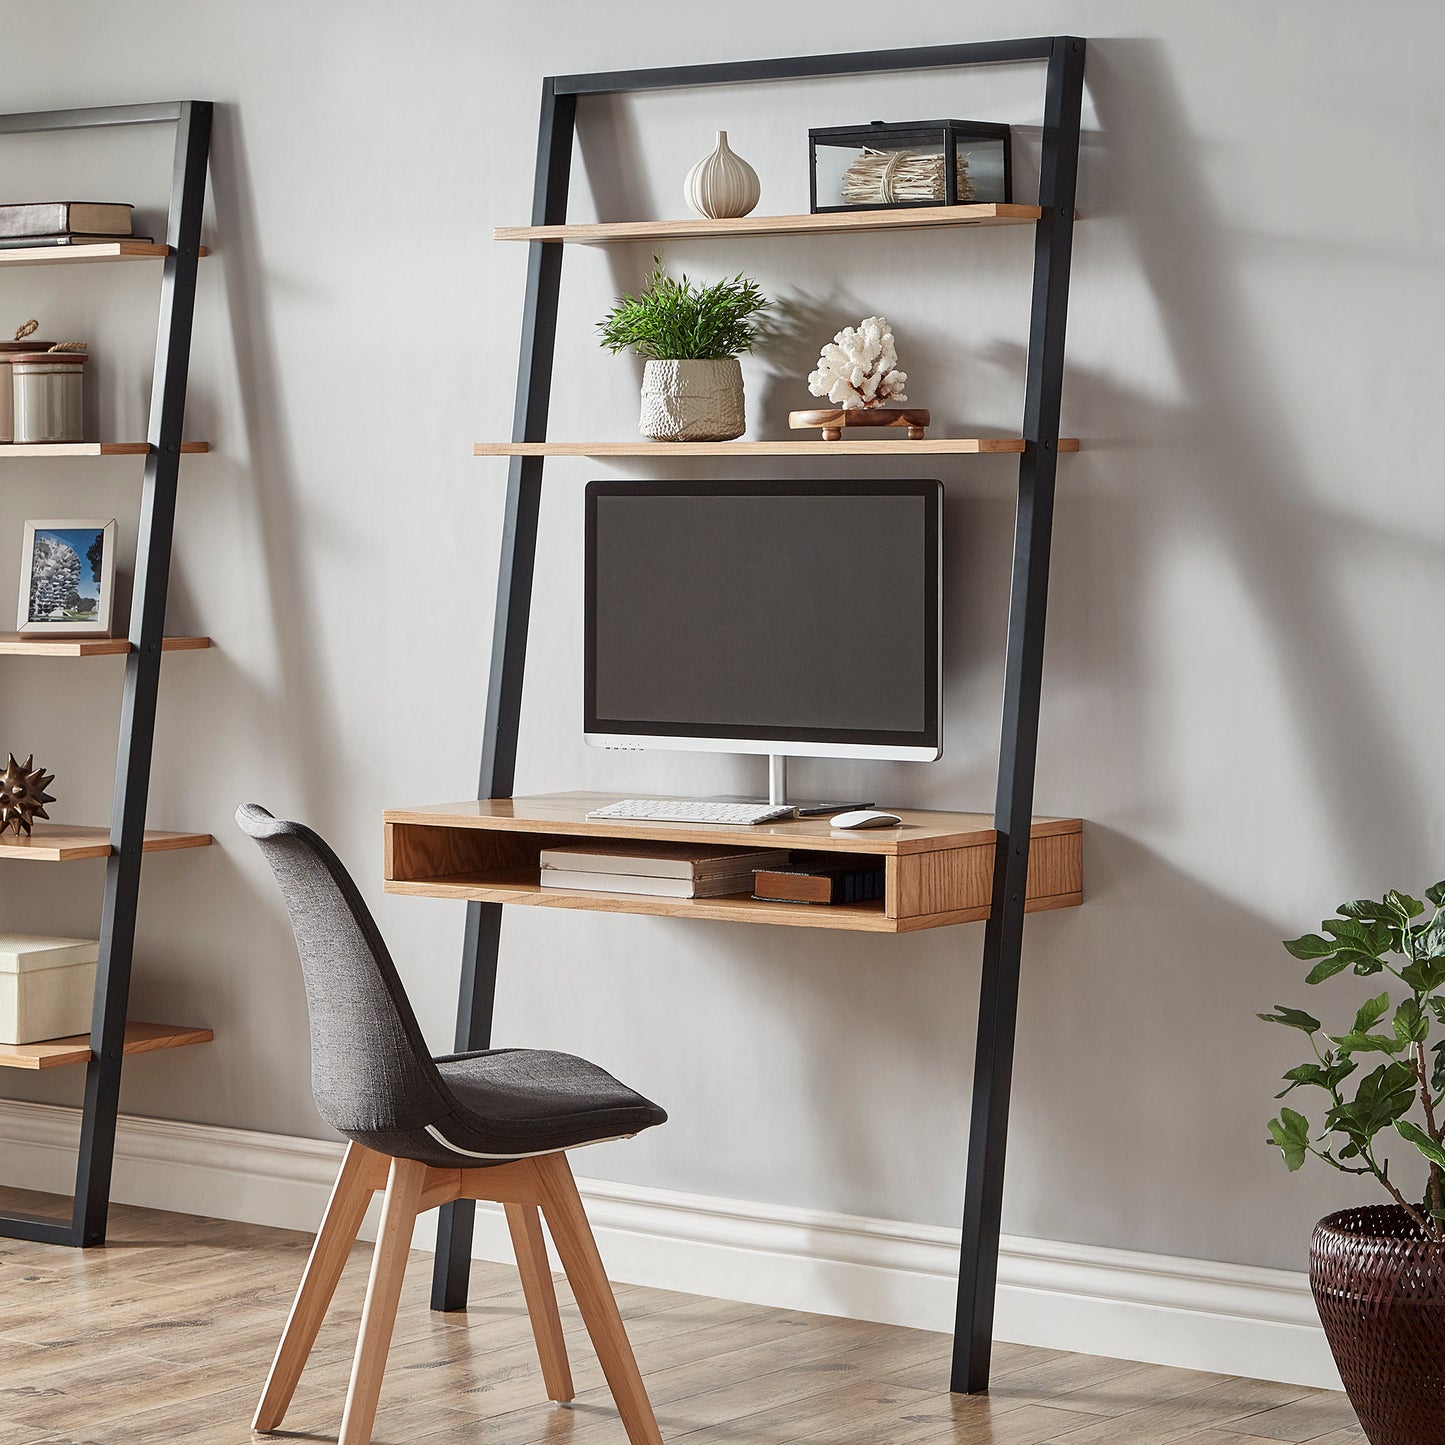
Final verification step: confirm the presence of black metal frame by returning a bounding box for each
[437,36,1084,1394]
[0,100,212,1247]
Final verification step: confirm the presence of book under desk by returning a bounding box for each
[383,793,1083,934]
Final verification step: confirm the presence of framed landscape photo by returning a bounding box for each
[17,519,117,636]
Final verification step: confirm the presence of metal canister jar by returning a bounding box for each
[11,348,86,444]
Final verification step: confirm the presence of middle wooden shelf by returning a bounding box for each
[474,438,1080,459]
[0,634,210,656]
[0,825,213,862]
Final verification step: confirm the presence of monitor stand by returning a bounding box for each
[705,756,873,818]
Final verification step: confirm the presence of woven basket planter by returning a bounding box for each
[1311,1205,1445,1444]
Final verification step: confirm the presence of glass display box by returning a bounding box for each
[808,119,1013,213]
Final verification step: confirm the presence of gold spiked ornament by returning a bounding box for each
[0,753,56,837]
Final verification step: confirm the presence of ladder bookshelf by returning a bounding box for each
[0,101,216,1247]
[423,36,1084,1395]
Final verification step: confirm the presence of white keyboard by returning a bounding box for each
[586,799,796,826]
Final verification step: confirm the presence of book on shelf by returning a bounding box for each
[0,232,153,250]
[0,202,133,238]
[538,840,791,899]
[540,867,762,899]
[752,858,887,905]
[538,840,789,880]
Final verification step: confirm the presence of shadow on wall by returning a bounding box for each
[207,104,347,820]
[1087,38,1438,877]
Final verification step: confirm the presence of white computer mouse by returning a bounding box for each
[830,809,904,830]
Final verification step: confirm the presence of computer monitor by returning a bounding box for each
[584,479,942,763]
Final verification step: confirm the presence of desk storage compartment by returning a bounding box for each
[0,934,99,1045]
[383,800,1083,935]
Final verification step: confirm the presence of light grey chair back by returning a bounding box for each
[236,803,453,1140]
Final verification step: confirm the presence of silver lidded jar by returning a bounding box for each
[11,348,85,444]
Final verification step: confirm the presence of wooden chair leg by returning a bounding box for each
[254,1141,381,1432]
[505,1202,574,1403]
[338,1155,427,1445]
[532,1153,663,1445]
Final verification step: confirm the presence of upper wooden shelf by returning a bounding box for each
[0,241,208,266]
[0,634,210,657]
[0,1020,213,1071]
[0,824,213,862]
[474,438,1079,459]
[384,792,1082,934]
[0,442,209,458]
[494,204,1042,245]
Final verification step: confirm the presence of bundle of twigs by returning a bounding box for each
[840,148,975,206]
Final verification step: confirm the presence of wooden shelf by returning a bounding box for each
[0,441,209,457]
[494,204,1043,245]
[0,1020,213,1071]
[473,438,1079,459]
[0,824,213,862]
[0,241,208,266]
[384,793,1082,934]
[0,634,210,656]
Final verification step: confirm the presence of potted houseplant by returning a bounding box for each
[597,257,769,442]
[1261,885,1445,1444]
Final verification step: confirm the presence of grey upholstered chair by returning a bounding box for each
[237,804,668,1445]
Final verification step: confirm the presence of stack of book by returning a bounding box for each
[539,840,790,899]
[0,202,146,249]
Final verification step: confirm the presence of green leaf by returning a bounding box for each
[1425,882,1445,907]
[1268,1108,1311,1171]
[1417,918,1445,961]
[1284,933,1338,960]
[1395,998,1430,1047]
[1258,1006,1321,1034]
[1396,1119,1445,1171]
[1331,1031,1404,1056]
[1353,992,1392,1035]
[1431,1038,1445,1096]
[1400,958,1445,994]
[1324,918,1392,950]
[1341,899,1398,923]
[1327,1063,1413,1145]
[1387,890,1427,921]
[1305,956,1351,984]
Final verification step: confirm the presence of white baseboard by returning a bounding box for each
[0,1099,1340,1391]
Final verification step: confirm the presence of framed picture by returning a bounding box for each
[17,519,117,636]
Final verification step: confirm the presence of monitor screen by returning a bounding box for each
[585,479,941,761]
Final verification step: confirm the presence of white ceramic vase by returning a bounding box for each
[683,131,760,219]
[639,358,745,441]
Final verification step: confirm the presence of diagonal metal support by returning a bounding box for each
[431,78,576,1312]
[953,35,1085,1392]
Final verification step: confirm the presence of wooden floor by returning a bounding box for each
[0,1188,1361,1444]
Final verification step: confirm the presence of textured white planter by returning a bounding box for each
[684,131,761,220]
[0,934,98,1045]
[640,358,745,441]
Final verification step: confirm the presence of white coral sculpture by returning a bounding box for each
[807,315,908,409]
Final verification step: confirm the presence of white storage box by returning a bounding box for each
[0,934,99,1045]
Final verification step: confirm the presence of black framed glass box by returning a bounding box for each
[808,119,1012,213]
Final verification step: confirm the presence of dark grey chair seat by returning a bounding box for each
[236,803,666,1169]
[364,1048,667,1168]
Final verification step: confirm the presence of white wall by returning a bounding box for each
[1,0,1442,1285]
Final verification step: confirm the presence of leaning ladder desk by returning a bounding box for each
[398,34,1086,1395]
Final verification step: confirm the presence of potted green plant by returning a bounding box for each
[1261,884,1445,1444]
[597,257,769,442]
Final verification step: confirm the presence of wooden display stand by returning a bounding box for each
[384,794,1083,934]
